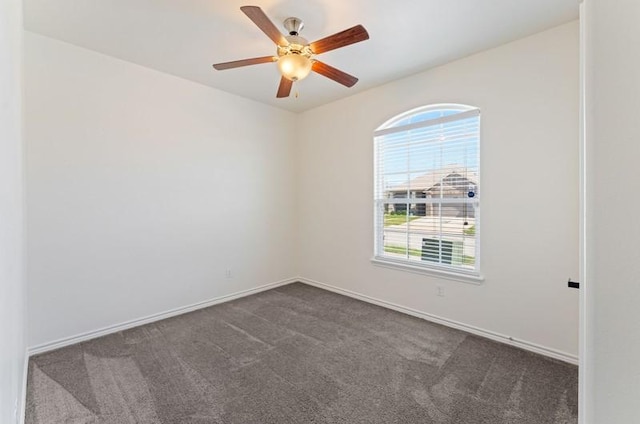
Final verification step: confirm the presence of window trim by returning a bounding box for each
[370,256,484,284]
[373,104,482,281]
[373,108,480,137]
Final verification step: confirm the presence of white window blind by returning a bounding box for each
[373,106,481,276]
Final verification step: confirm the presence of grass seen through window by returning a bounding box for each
[383,213,419,227]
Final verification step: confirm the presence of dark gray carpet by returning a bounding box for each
[25,282,578,423]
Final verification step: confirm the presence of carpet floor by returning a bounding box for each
[25,282,578,423]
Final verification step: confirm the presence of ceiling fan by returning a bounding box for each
[212,6,369,98]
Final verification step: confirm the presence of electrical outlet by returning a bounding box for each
[437,286,445,297]
[225,269,232,278]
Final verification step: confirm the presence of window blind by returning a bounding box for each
[374,107,480,274]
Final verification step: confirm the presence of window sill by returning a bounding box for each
[370,256,484,285]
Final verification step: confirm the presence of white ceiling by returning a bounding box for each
[24,0,579,113]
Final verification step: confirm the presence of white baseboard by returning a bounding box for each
[27,275,578,366]
[298,277,579,365]
[28,277,298,356]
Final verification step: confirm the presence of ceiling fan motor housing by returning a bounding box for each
[278,35,312,57]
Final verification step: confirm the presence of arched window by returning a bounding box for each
[373,104,481,278]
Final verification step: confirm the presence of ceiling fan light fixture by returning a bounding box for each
[277,53,312,81]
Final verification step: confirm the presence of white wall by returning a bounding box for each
[0,0,26,423]
[25,32,297,348]
[297,22,580,357]
[585,0,640,421]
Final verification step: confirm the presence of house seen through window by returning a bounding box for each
[373,104,481,277]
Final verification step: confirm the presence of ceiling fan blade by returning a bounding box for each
[240,6,289,46]
[309,25,369,55]
[276,76,293,98]
[312,61,359,87]
[213,56,277,70]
